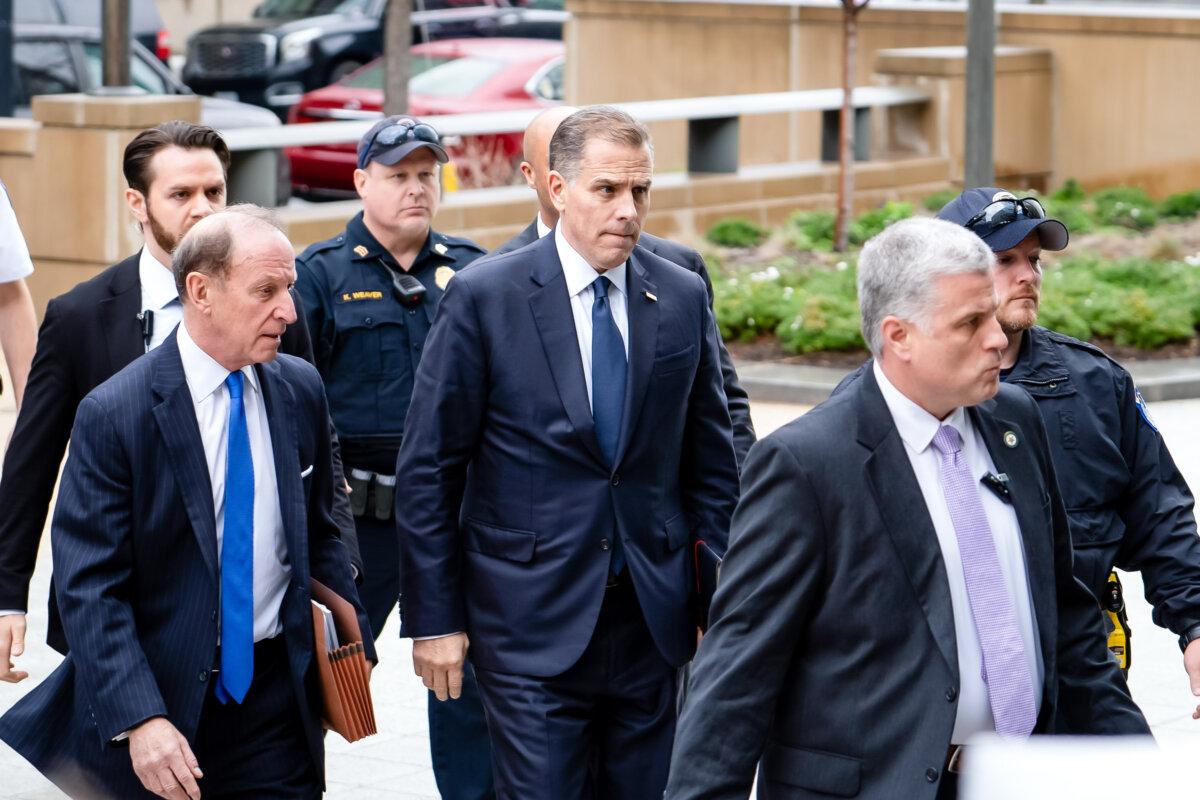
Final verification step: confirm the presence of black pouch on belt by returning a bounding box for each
[348,469,372,517]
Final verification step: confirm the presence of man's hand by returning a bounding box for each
[128,717,203,800]
[412,633,469,701]
[1185,639,1200,720]
[0,614,28,683]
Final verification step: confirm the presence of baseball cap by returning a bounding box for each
[937,187,1069,252]
[357,116,449,170]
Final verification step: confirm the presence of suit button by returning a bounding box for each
[926,767,939,783]
[600,538,611,551]
[198,669,209,683]
[211,610,217,622]
[946,686,957,702]
[364,316,373,325]
[611,474,620,486]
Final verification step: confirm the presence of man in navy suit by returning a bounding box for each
[395,106,739,799]
[0,206,373,799]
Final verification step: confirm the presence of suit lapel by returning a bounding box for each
[526,235,608,468]
[151,334,218,581]
[614,251,658,467]
[258,360,308,579]
[969,402,1057,665]
[857,370,959,676]
[99,254,146,374]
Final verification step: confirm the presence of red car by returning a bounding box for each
[287,38,564,196]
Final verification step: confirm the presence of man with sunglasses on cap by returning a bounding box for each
[938,188,1200,714]
[294,116,490,800]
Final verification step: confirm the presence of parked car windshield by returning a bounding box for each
[339,55,454,89]
[253,0,372,18]
[408,56,506,97]
[81,43,170,95]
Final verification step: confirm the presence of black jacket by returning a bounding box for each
[0,252,360,652]
[492,221,756,468]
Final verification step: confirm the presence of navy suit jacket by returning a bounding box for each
[666,372,1149,800]
[396,232,740,676]
[0,333,373,798]
[493,221,756,467]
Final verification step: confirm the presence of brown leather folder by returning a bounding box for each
[310,578,377,742]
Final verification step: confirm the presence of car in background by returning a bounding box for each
[181,0,564,119]
[15,0,172,64]
[10,24,289,203]
[286,37,564,197]
[495,0,567,39]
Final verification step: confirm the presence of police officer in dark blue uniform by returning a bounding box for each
[295,116,493,799]
[939,187,1200,714]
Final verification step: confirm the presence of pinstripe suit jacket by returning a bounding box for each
[0,331,373,798]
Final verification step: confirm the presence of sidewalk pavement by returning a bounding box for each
[736,355,1200,405]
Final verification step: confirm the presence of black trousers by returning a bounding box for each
[193,637,319,800]
[474,578,678,800]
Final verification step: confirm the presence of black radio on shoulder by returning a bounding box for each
[390,272,426,308]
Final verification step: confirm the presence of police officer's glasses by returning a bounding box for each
[357,121,441,169]
[963,197,1049,239]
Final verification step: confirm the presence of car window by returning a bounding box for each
[530,59,563,102]
[525,0,564,8]
[11,41,80,107]
[339,56,453,88]
[13,0,64,24]
[409,56,504,98]
[81,43,169,95]
[255,0,363,17]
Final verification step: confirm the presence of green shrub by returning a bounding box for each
[1091,186,1158,230]
[705,217,769,248]
[786,210,836,251]
[1160,190,1200,221]
[922,189,958,213]
[776,293,864,353]
[1052,178,1086,203]
[711,269,797,342]
[849,201,914,245]
[1043,199,1093,236]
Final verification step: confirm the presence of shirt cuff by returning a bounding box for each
[0,610,25,617]
[412,632,464,641]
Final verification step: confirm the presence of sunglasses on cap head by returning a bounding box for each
[963,197,1049,240]
[357,121,441,169]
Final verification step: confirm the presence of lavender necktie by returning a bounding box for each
[931,425,1037,738]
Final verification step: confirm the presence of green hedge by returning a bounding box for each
[712,256,1200,355]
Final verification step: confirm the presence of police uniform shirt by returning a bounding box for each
[295,212,485,473]
[0,182,33,283]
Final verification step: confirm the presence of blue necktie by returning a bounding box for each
[590,275,626,574]
[215,371,255,705]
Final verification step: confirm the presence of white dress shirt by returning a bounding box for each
[554,226,629,408]
[873,362,1044,743]
[535,213,553,240]
[0,182,33,282]
[139,247,183,352]
[178,322,291,643]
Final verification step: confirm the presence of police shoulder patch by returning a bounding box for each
[1134,385,1158,433]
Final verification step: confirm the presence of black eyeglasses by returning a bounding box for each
[357,121,441,169]
[963,197,1048,239]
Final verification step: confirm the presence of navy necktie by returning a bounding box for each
[590,275,626,574]
[216,371,255,705]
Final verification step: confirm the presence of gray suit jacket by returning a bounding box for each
[491,221,756,467]
[666,369,1149,800]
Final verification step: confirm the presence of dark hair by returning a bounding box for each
[172,204,283,297]
[122,120,231,196]
[548,105,652,182]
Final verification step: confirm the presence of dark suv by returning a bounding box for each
[182,0,565,117]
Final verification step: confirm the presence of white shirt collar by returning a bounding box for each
[176,321,260,405]
[535,214,553,239]
[872,360,969,454]
[138,247,181,312]
[554,225,627,300]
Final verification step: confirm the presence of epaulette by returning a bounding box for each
[433,231,487,255]
[296,234,347,264]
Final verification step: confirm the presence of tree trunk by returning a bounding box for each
[383,0,411,116]
[833,1,865,252]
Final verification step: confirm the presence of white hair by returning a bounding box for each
[857,217,996,357]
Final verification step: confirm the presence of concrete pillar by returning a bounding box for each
[24,94,201,310]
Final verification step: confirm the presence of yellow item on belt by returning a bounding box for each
[1105,571,1131,672]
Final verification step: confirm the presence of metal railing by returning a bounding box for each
[222,86,931,207]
